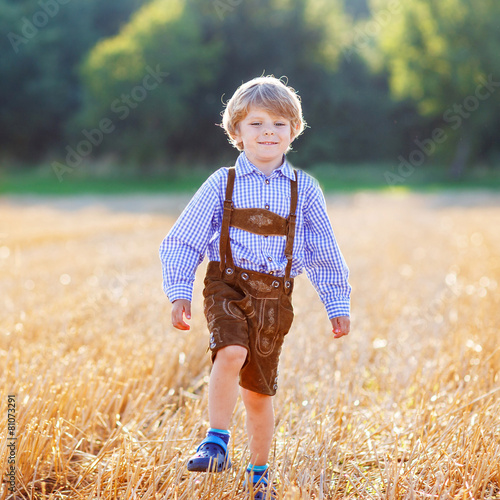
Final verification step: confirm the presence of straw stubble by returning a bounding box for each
[0,192,499,499]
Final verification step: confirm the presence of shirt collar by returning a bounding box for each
[235,152,295,181]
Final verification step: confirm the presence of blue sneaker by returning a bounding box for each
[187,434,232,473]
[244,469,277,500]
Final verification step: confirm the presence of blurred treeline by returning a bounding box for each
[2,0,500,176]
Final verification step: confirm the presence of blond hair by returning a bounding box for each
[221,76,306,151]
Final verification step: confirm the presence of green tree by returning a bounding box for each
[377,0,500,177]
[0,0,141,162]
[77,0,222,167]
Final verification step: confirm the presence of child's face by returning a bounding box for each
[233,107,297,172]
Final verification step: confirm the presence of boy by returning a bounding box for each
[159,76,351,499]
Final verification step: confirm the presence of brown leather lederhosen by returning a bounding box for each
[203,167,298,396]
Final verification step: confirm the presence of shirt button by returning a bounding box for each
[265,179,270,185]
[268,257,272,262]
[265,204,270,210]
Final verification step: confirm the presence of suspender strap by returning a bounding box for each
[284,170,298,283]
[219,167,236,273]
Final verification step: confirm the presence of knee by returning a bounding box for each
[215,345,247,371]
[241,388,273,411]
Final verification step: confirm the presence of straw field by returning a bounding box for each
[1,190,499,499]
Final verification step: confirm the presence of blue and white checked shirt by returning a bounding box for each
[159,153,351,318]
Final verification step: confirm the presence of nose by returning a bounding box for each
[264,128,274,136]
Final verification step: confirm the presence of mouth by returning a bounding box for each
[258,141,278,145]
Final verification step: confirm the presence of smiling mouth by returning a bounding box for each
[259,142,278,145]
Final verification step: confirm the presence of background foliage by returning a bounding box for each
[1,0,499,176]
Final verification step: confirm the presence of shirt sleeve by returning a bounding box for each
[303,183,351,319]
[159,174,222,303]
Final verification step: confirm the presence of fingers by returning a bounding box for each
[173,313,190,330]
[333,330,348,339]
[184,301,191,320]
[332,316,350,339]
[172,300,191,331]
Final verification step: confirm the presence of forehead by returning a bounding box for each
[242,106,289,121]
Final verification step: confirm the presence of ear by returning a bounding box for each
[290,123,301,142]
[231,124,242,144]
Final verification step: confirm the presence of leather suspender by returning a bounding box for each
[284,172,298,284]
[219,167,236,273]
[219,167,298,284]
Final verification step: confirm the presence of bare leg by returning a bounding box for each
[208,345,247,429]
[241,388,274,466]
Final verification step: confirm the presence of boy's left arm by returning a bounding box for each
[302,180,352,336]
[331,316,350,339]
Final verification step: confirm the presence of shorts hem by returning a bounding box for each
[239,380,277,397]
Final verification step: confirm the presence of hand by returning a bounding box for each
[171,299,191,331]
[330,316,350,339]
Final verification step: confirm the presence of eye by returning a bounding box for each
[250,122,261,126]
[275,122,286,127]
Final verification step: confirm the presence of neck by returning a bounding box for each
[244,153,284,176]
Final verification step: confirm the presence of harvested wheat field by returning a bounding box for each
[1,190,499,500]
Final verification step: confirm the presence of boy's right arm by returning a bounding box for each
[171,299,192,331]
[160,169,224,309]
